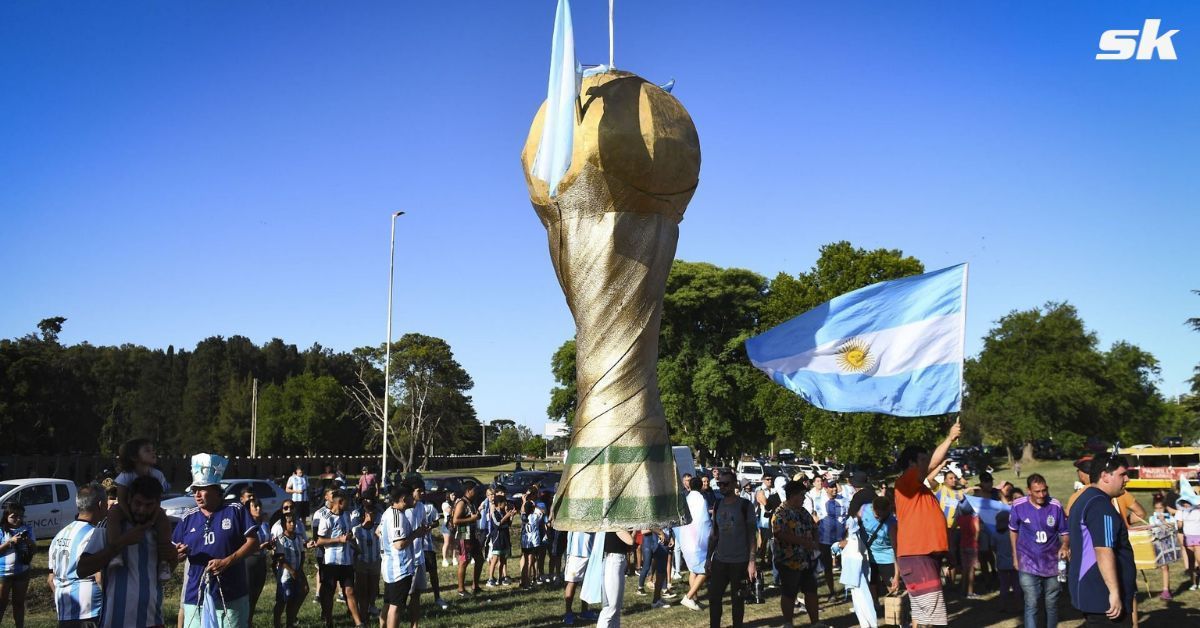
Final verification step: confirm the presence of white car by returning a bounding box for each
[736,461,766,485]
[161,478,286,523]
[0,478,78,539]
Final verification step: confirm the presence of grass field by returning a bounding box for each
[10,459,1200,627]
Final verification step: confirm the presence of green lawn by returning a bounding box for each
[14,460,1200,627]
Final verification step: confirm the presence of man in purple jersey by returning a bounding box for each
[1009,473,1069,628]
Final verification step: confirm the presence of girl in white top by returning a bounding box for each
[106,438,173,580]
[441,492,456,566]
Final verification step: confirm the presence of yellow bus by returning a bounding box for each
[1118,445,1200,490]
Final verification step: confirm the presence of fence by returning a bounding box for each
[0,453,503,489]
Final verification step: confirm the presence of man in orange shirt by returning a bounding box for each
[894,422,961,627]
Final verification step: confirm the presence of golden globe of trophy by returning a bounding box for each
[520,70,700,530]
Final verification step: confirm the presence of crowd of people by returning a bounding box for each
[0,430,1192,627]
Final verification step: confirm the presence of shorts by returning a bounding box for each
[458,538,483,564]
[57,620,100,628]
[320,564,355,588]
[817,544,834,573]
[384,576,415,608]
[899,554,947,626]
[960,549,978,572]
[1186,535,1200,547]
[182,595,249,628]
[565,555,589,583]
[872,561,896,585]
[0,571,30,583]
[777,565,818,598]
[521,545,542,555]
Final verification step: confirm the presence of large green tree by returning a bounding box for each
[346,333,478,472]
[657,260,770,462]
[965,302,1166,460]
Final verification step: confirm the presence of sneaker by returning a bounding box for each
[1190,584,1198,591]
[662,590,677,599]
[1161,590,1173,601]
[442,559,450,567]
[157,561,171,582]
[563,612,576,626]
[651,599,670,609]
[680,596,702,611]
[579,610,599,621]
[486,579,497,587]
[501,577,512,586]
[966,593,982,600]
[636,587,647,596]
[457,590,471,598]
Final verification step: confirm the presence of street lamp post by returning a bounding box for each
[383,210,405,486]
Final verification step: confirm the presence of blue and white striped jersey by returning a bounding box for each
[83,520,164,628]
[316,509,353,566]
[402,507,428,555]
[0,524,34,577]
[566,531,594,558]
[49,521,102,621]
[521,511,545,549]
[352,524,380,564]
[270,518,307,544]
[380,506,416,583]
[273,532,305,583]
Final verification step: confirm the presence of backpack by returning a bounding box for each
[764,493,782,518]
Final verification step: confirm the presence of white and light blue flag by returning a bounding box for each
[746,264,967,417]
[532,0,581,198]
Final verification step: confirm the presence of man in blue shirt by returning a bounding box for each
[817,481,847,601]
[172,453,261,628]
[1068,454,1135,626]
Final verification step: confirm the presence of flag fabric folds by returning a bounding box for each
[745,264,967,417]
[532,0,581,198]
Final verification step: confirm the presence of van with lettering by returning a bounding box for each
[0,478,78,539]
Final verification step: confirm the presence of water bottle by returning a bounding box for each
[1057,559,1067,583]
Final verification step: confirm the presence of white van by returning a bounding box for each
[736,461,765,485]
[0,478,78,539]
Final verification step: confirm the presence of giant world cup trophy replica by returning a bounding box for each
[520,70,700,530]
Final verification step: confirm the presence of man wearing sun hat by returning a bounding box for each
[172,453,261,628]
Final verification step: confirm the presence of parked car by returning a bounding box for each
[736,461,766,485]
[421,475,477,507]
[161,478,286,523]
[0,478,77,539]
[495,471,560,497]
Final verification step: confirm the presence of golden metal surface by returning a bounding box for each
[520,71,701,531]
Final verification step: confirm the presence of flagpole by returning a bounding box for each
[956,263,969,426]
[608,0,615,68]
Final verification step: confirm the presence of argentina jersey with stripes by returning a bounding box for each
[83,520,163,628]
[49,521,103,621]
[380,506,415,583]
[317,509,353,566]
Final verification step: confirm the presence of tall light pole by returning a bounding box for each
[382,210,405,486]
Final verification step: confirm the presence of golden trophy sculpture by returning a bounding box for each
[520,70,701,531]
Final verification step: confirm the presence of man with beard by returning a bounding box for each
[172,454,261,628]
[78,476,176,628]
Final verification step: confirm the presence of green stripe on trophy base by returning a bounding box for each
[550,493,690,531]
[564,443,671,465]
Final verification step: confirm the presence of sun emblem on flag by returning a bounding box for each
[835,338,876,373]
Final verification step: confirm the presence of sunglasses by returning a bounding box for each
[716,481,732,487]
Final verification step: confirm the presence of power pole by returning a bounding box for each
[250,378,259,457]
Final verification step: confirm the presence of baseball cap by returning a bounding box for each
[850,471,870,489]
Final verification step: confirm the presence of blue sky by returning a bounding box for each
[2,2,1197,434]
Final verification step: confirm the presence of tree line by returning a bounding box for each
[546,242,1200,465]
[0,319,480,472]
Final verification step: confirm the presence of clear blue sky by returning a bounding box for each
[2,2,1197,434]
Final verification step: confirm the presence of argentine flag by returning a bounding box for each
[746,264,967,417]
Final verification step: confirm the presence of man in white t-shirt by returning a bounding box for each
[285,467,310,522]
